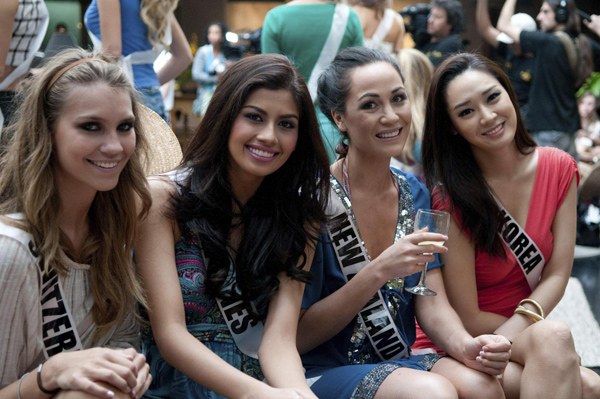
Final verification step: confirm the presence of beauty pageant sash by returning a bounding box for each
[165,169,265,359]
[326,186,409,361]
[495,199,545,291]
[307,4,350,101]
[0,215,83,358]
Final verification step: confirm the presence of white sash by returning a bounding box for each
[307,4,350,101]
[0,215,83,358]
[86,20,171,85]
[165,170,265,359]
[365,9,395,49]
[495,200,545,291]
[216,296,264,359]
[0,0,49,134]
[326,187,409,361]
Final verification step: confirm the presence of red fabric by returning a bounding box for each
[413,147,579,352]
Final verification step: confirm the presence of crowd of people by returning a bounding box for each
[2,0,600,399]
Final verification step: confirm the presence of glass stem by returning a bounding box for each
[418,263,428,286]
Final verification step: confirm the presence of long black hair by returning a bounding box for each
[422,53,535,258]
[171,54,330,305]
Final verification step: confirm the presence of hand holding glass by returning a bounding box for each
[405,209,450,296]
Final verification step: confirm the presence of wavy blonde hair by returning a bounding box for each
[140,0,179,49]
[395,49,434,165]
[0,48,152,337]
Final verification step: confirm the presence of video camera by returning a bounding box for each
[400,3,431,48]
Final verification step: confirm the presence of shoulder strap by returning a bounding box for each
[494,200,546,291]
[326,182,409,361]
[370,9,395,45]
[0,215,84,358]
[554,31,578,77]
[307,4,350,101]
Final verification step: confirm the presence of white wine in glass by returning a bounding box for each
[405,209,450,296]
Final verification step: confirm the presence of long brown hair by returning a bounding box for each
[0,48,152,336]
[173,54,330,305]
[422,53,535,257]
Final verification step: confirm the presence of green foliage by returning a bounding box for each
[577,72,600,98]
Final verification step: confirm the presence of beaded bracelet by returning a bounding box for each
[514,298,545,323]
[17,372,29,399]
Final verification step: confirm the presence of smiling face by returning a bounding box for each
[445,69,518,158]
[332,61,411,159]
[227,88,299,185]
[537,1,558,32]
[427,7,453,40]
[52,82,136,198]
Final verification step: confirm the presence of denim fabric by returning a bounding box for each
[138,86,167,122]
[530,130,577,161]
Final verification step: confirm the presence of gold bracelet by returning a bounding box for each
[518,298,545,319]
[514,306,544,323]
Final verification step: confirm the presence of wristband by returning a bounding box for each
[17,372,29,399]
[37,363,60,395]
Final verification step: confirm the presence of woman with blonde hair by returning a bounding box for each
[0,48,152,399]
[392,48,434,178]
[85,0,192,121]
[348,0,406,54]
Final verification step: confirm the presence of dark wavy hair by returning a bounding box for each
[430,0,465,34]
[171,54,330,305]
[422,53,536,258]
[546,0,593,88]
[317,46,404,150]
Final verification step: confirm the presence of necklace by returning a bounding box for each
[341,156,399,200]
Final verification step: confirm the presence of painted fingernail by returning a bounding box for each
[131,390,136,397]
[107,391,115,397]
[476,356,482,362]
[480,351,485,356]
[482,346,489,351]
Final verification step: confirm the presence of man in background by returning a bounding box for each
[416,0,465,67]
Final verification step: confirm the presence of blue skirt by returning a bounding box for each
[306,353,444,399]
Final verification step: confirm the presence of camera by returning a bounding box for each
[400,3,431,48]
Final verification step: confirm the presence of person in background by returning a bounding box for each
[0,48,152,399]
[136,54,329,399]
[0,0,48,135]
[85,0,192,122]
[261,0,363,163]
[476,0,536,118]
[415,0,464,67]
[348,0,405,54]
[391,48,434,179]
[192,22,229,118]
[497,0,600,159]
[298,46,511,399]
[44,23,79,59]
[575,92,600,178]
[419,52,600,399]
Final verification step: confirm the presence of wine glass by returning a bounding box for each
[404,209,450,296]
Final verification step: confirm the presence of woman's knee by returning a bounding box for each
[377,369,458,399]
[581,366,600,399]
[526,320,578,365]
[454,370,504,399]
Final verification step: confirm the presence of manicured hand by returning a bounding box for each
[43,348,143,398]
[463,334,511,375]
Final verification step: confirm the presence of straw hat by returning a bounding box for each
[137,104,183,176]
